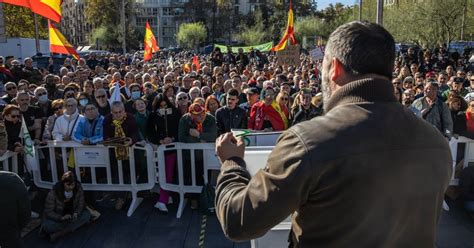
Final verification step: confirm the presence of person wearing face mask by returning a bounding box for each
[40,171,91,242]
[52,98,81,141]
[34,86,53,130]
[125,83,142,114]
[76,92,90,114]
[147,94,181,212]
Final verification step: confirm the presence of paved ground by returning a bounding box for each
[23,196,474,248]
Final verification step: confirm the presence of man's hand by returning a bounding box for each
[216,132,245,163]
[81,139,90,145]
[14,143,23,153]
[123,137,133,146]
[189,128,200,138]
[63,135,71,141]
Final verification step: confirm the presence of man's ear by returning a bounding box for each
[331,58,346,85]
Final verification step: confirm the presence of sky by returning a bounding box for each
[317,0,355,9]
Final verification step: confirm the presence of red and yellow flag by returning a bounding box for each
[192,55,200,71]
[0,0,62,23]
[31,0,62,23]
[48,21,79,60]
[271,0,297,52]
[144,21,159,61]
[0,0,31,8]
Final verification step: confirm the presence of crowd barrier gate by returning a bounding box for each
[31,141,156,217]
[1,136,471,217]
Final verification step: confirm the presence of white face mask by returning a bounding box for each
[64,190,73,199]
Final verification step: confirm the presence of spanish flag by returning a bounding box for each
[0,0,62,23]
[48,21,79,60]
[0,0,30,8]
[192,55,200,71]
[144,21,159,61]
[271,0,297,52]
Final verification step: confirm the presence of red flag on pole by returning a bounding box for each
[192,55,200,71]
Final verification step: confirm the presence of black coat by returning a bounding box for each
[215,106,247,135]
[4,120,21,151]
[0,171,31,248]
[146,108,181,145]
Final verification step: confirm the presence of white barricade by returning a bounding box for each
[31,141,156,217]
[156,142,219,218]
[0,151,19,173]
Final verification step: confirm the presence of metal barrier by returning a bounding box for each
[156,142,219,218]
[0,151,19,173]
[31,141,156,217]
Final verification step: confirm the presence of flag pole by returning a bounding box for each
[34,13,40,54]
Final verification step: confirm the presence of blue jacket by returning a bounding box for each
[73,115,104,144]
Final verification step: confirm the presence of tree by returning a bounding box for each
[383,0,474,48]
[4,4,48,39]
[176,22,207,49]
[234,9,269,45]
[85,0,137,51]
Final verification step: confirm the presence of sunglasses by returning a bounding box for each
[53,106,63,111]
[6,87,17,91]
[96,95,106,99]
[37,92,47,96]
[10,115,21,118]
[178,97,188,101]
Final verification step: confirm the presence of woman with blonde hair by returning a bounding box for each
[275,91,290,120]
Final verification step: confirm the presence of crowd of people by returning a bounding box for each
[0,42,474,244]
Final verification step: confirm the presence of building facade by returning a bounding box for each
[60,0,92,46]
[135,0,188,48]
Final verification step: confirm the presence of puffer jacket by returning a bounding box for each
[44,181,85,221]
[216,78,452,247]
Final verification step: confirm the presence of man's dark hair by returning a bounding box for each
[227,88,239,97]
[325,21,395,79]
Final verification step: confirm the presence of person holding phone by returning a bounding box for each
[147,93,181,212]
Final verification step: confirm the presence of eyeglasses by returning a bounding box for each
[6,87,16,91]
[10,115,21,118]
[37,92,47,96]
[145,85,153,88]
[96,95,106,99]
[53,106,63,111]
